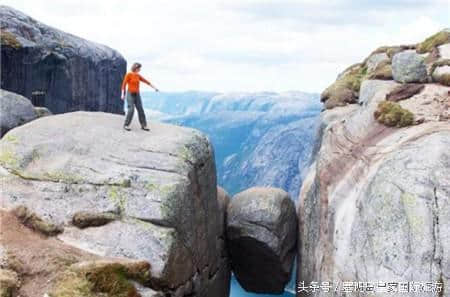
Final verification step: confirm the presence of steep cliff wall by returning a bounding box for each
[0,6,126,114]
[297,31,450,297]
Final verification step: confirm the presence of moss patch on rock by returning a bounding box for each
[320,30,449,109]
[416,30,450,54]
[430,59,450,74]
[321,64,368,109]
[0,30,21,49]
[72,211,118,229]
[51,269,137,297]
[51,260,151,297]
[374,101,414,127]
[367,60,393,80]
[13,205,63,236]
[435,73,450,86]
[0,269,19,297]
[430,59,450,86]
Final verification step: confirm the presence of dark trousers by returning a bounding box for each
[124,91,147,127]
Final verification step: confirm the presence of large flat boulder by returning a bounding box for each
[227,187,297,294]
[0,111,229,296]
[0,89,37,137]
[0,5,126,114]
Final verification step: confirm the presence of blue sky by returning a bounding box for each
[2,0,449,93]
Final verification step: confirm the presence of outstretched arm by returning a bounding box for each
[139,74,159,92]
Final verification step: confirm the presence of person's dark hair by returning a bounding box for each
[131,62,142,71]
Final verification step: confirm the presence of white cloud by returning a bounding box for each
[1,0,448,93]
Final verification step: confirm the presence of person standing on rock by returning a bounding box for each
[121,62,159,131]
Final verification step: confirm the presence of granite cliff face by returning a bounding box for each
[297,31,450,296]
[0,6,126,114]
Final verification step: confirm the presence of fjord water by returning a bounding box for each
[140,91,320,296]
[231,277,296,297]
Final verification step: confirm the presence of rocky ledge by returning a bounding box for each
[0,111,229,296]
[0,6,126,114]
[321,29,449,109]
[297,31,450,297]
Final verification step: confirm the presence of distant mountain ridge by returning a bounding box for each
[141,90,321,200]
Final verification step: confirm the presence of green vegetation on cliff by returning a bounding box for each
[374,101,414,127]
[416,30,450,53]
[320,64,367,109]
[321,30,450,109]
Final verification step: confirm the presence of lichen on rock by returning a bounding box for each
[392,50,428,83]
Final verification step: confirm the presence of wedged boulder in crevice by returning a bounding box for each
[226,187,297,294]
[0,5,126,114]
[0,111,229,296]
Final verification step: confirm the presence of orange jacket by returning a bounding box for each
[121,72,150,93]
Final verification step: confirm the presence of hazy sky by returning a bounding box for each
[2,0,449,93]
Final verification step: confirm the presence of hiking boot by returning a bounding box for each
[124,125,131,131]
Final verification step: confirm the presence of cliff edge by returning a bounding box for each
[297,31,450,297]
[0,112,230,297]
